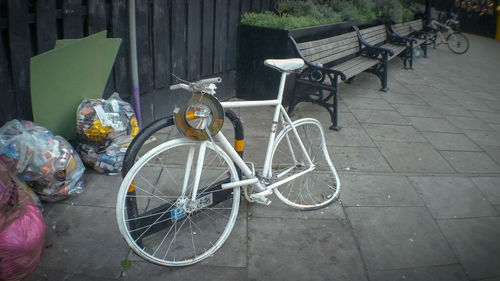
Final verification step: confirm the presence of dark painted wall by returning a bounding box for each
[0,0,275,127]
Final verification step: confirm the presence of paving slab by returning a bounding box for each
[438,217,500,280]
[472,111,500,124]
[305,111,363,129]
[403,84,440,97]
[481,145,500,166]
[248,217,367,281]
[381,91,427,105]
[351,109,410,125]
[363,123,427,143]
[123,263,247,281]
[462,129,500,147]
[408,176,497,219]
[375,141,454,173]
[456,98,496,113]
[394,72,428,87]
[336,112,363,129]
[422,132,481,151]
[199,201,248,267]
[417,92,461,107]
[323,127,376,147]
[387,80,415,93]
[240,136,270,166]
[249,194,345,220]
[343,97,394,111]
[446,116,493,131]
[476,277,500,281]
[32,204,128,280]
[25,268,119,281]
[428,103,474,117]
[488,123,500,133]
[393,104,442,118]
[340,174,423,207]
[472,177,500,205]
[440,151,500,173]
[368,264,468,281]
[292,100,351,114]
[328,146,393,172]
[124,201,248,268]
[63,171,122,208]
[346,206,456,270]
[407,117,461,133]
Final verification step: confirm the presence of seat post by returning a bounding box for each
[276,72,288,103]
[262,71,288,179]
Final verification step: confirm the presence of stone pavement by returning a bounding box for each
[27,34,500,281]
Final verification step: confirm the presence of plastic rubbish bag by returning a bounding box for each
[76,93,138,174]
[0,120,85,202]
[0,168,46,281]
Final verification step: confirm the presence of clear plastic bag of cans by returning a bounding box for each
[76,93,138,174]
[0,120,85,202]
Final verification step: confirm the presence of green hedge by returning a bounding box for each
[241,0,418,30]
[241,11,342,29]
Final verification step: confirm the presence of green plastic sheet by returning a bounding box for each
[30,31,121,139]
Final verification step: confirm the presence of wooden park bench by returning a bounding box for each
[388,19,429,69]
[288,24,405,131]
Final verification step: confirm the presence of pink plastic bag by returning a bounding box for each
[0,190,46,281]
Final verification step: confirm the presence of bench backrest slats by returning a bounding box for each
[392,23,411,36]
[297,31,360,65]
[299,36,358,58]
[364,32,387,45]
[409,19,423,30]
[309,45,359,66]
[297,31,357,50]
[359,25,387,45]
[390,19,424,37]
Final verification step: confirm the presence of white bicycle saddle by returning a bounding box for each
[264,58,305,73]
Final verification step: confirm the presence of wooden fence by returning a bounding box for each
[0,0,275,126]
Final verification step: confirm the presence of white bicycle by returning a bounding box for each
[116,58,341,266]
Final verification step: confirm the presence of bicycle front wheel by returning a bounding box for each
[270,118,340,210]
[116,138,240,266]
[447,32,469,54]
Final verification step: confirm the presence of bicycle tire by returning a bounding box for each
[122,110,244,177]
[270,118,340,210]
[116,138,240,266]
[122,116,176,177]
[447,32,469,54]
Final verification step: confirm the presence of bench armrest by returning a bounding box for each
[409,25,432,39]
[288,36,347,80]
[353,26,395,57]
[387,25,417,44]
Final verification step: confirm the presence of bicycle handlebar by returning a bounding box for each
[170,84,190,91]
[169,77,222,94]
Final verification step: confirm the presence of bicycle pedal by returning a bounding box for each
[250,194,271,205]
[250,189,272,205]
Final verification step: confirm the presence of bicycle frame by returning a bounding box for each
[186,72,315,204]
[430,20,453,46]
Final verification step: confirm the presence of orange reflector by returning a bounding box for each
[234,139,244,152]
[186,110,199,121]
[128,180,136,192]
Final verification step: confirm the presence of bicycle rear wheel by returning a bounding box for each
[270,118,340,210]
[116,138,240,266]
[447,32,469,54]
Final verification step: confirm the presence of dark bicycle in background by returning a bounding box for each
[426,12,470,54]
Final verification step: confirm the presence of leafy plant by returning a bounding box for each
[329,1,380,22]
[402,7,415,22]
[121,258,132,271]
[241,11,341,29]
[241,0,417,29]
